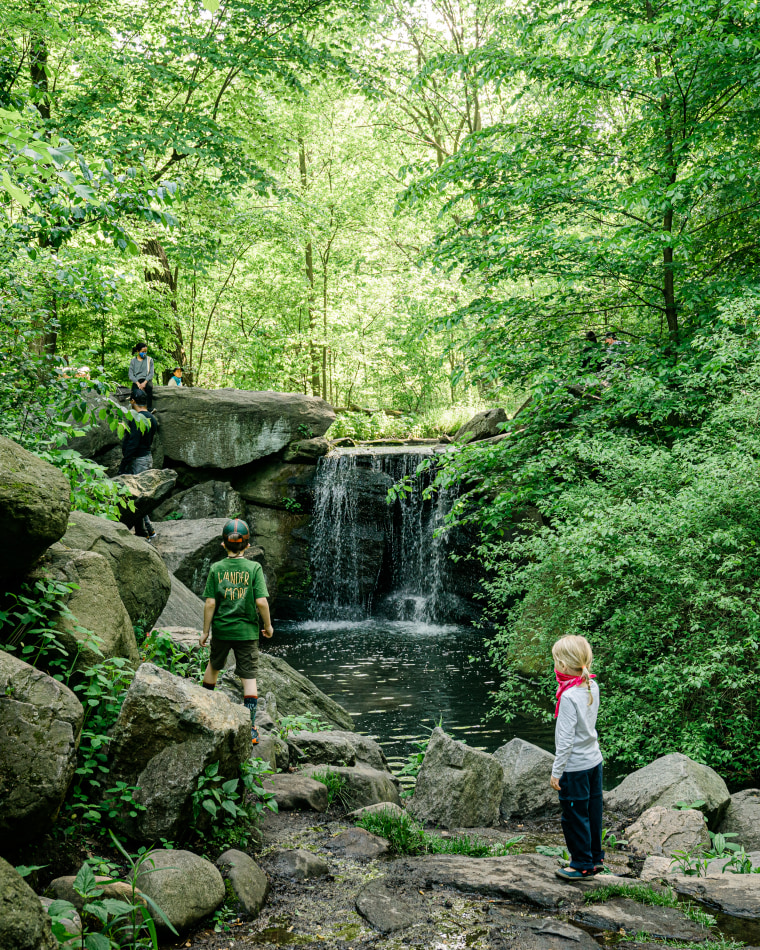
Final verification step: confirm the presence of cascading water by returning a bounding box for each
[309,447,457,623]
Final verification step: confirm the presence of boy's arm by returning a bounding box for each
[256,597,274,638]
[200,598,216,646]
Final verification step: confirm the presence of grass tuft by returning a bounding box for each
[311,770,352,810]
[356,809,523,858]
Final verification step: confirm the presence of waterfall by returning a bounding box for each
[309,448,457,623]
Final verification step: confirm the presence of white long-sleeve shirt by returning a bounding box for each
[552,681,603,778]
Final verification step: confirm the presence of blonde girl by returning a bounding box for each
[550,635,604,880]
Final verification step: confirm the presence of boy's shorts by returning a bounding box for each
[209,638,258,679]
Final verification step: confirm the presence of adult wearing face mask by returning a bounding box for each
[129,341,155,410]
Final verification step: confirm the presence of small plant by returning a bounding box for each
[670,845,711,877]
[140,629,207,679]
[356,809,523,857]
[312,769,352,809]
[297,423,314,439]
[212,879,239,934]
[277,714,330,738]
[192,762,248,825]
[721,845,760,874]
[190,758,278,845]
[673,799,707,811]
[705,830,741,859]
[282,496,303,512]
[164,510,184,520]
[601,827,628,850]
[536,844,570,860]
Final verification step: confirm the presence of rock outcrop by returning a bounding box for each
[154,573,204,629]
[288,730,389,772]
[152,388,335,468]
[135,849,225,932]
[153,480,244,522]
[60,511,171,628]
[263,773,329,812]
[283,437,330,463]
[115,468,177,529]
[718,789,760,851]
[0,857,58,950]
[408,728,503,829]
[215,849,268,917]
[0,435,71,579]
[107,664,250,841]
[0,651,83,843]
[270,850,328,881]
[605,752,731,827]
[494,738,558,820]
[302,764,401,810]
[453,407,507,443]
[625,806,709,857]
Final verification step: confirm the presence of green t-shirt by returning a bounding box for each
[203,557,269,641]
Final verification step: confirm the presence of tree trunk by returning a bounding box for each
[142,238,192,384]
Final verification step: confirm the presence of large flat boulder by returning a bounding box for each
[262,773,329,811]
[107,663,250,841]
[135,849,225,932]
[152,388,335,468]
[36,546,140,671]
[625,806,709,857]
[0,857,57,949]
[0,651,84,844]
[115,468,177,529]
[220,653,355,731]
[60,511,170,628]
[152,517,265,596]
[718,789,760,851]
[494,738,558,820]
[154,573,204,629]
[573,897,708,942]
[0,435,71,579]
[606,753,731,827]
[408,728,503,829]
[288,730,389,772]
[668,873,760,919]
[153,480,245,522]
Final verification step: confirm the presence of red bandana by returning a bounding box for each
[554,669,596,718]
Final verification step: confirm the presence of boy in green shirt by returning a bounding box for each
[199,519,273,744]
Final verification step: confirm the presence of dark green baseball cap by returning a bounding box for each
[222,518,250,543]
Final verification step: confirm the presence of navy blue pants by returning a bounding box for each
[558,762,604,871]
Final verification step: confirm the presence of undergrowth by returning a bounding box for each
[356,808,523,857]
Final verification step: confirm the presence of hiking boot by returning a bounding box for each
[251,726,259,746]
[555,866,595,881]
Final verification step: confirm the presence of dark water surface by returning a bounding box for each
[268,618,555,772]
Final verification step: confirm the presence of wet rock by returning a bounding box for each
[349,801,406,821]
[153,479,245,522]
[270,849,328,881]
[152,388,335,468]
[262,773,329,812]
[220,653,355,731]
[107,664,250,841]
[216,849,268,917]
[154,573,204,629]
[454,407,507,444]
[355,879,425,933]
[60,510,171,627]
[235,461,316,510]
[0,651,83,844]
[719,789,760,851]
[488,911,601,950]
[38,546,140,671]
[605,753,731,827]
[288,730,389,772]
[408,728,503,829]
[664,873,760,918]
[573,897,708,941]
[0,435,71,580]
[152,516,265,597]
[135,849,225,932]
[302,764,401,810]
[0,857,58,950]
[283,437,330,463]
[115,468,177,529]
[325,827,390,860]
[243,504,310,611]
[494,738,559,820]
[626,805,710,857]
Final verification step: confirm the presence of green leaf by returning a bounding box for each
[202,0,220,10]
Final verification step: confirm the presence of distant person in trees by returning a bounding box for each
[129,342,155,409]
[550,635,604,880]
[118,389,158,541]
[580,331,603,372]
[199,520,274,746]
[169,366,183,386]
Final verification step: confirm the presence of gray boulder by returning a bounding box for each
[349,801,406,821]
[573,897,707,942]
[302,764,401,810]
[270,849,328,881]
[288,730,389,772]
[107,663,250,841]
[60,511,171,628]
[326,827,390,860]
[0,651,83,844]
[115,468,177,529]
[45,874,143,911]
[494,738,558,820]
[0,435,71,579]
[216,849,268,917]
[152,388,335,468]
[37,546,140,671]
[219,653,355,731]
[154,573,204,629]
[719,789,760,851]
[625,806,709,857]
[453,407,507,444]
[153,480,245,522]
[283,437,330,463]
[242,504,310,608]
[664,872,760,919]
[134,849,225,932]
[152,517,265,596]
[606,753,731,827]
[262,773,329,812]
[408,728,503,829]
[355,879,425,933]
[0,857,57,950]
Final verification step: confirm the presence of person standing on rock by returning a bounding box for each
[550,634,604,880]
[199,519,274,745]
[129,341,155,409]
[118,389,158,541]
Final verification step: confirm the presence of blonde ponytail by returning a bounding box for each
[552,636,595,706]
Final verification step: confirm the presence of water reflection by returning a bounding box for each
[267,619,554,764]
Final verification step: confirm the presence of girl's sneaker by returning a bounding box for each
[555,866,595,881]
